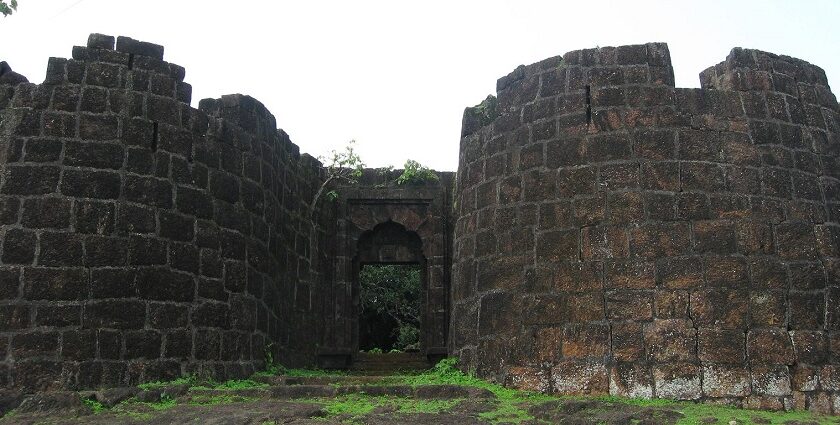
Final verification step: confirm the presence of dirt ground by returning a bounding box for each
[0,397,696,425]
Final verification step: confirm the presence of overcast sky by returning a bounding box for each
[2,0,838,171]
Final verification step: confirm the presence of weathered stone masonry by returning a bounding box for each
[0,34,336,391]
[452,43,840,411]
[4,33,840,414]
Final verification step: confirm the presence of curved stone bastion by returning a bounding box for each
[0,34,337,391]
[452,43,840,411]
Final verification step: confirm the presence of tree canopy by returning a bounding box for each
[359,264,421,351]
[0,0,17,17]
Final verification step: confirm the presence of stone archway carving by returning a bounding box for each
[317,176,454,368]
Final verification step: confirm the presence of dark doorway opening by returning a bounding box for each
[358,264,422,352]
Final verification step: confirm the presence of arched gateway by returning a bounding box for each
[316,171,454,368]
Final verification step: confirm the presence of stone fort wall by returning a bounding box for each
[0,34,334,391]
[4,32,840,414]
[451,43,840,411]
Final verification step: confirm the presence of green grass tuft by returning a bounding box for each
[137,374,198,390]
[188,394,257,406]
[82,397,106,414]
[145,393,178,411]
[398,357,550,423]
[189,378,269,391]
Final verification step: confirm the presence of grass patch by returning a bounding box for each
[322,394,378,417]
[143,393,178,411]
[396,357,551,423]
[283,368,348,378]
[137,374,198,390]
[557,394,840,425]
[188,394,258,406]
[396,398,461,414]
[82,397,106,414]
[189,378,269,391]
[305,394,461,423]
[674,403,838,425]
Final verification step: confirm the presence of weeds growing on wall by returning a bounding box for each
[395,159,439,185]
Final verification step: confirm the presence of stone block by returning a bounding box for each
[84,301,145,329]
[128,236,167,265]
[609,362,653,398]
[90,269,136,299]
[117,204,156,235]
[61,169,121,199]
[136,267,194,302]
[775,222,818,260]
[566,291,605,323]
[550,360,608,395]
[692,220,737,254]
[629,223,691,258]
[38,232,84,266]
[690,289,749,329]
[124,330,161,359]
[702,365,750,398]
[84,236,128,266]
[747,329,794,365]
[0,268,21,299]
[606,290,653,321]
[64,141,124,169]
[2,228,36,264]
[124,175,173,208]
[789,291,824,330]
[504,366,549,392]
[148,303,189,330]
[750,290,787,327]
[644,319,696,362]
[533,327,562,363]
[75,201,115,235]
[1,165,61,195]
[698,328,745,363]
[61,330,96,360]
[23,267,87,300]
[654,290,690,319]
[582,226,628,260]
[12,331,59,358]
[751,365,791,396]
[158,211,195,242]
[704,256,749,287]
[536,229,578,262]
[607,191,644,223]
[653,363,701,400]
[562,324,609,359]
[641,162,679,191]
[605,260,654,289]
[791,364,819,391]
[789,331,827,364]
[115,36,164,59]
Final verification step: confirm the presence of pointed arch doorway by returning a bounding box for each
[317,191,452,369]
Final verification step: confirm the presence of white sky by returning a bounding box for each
[1,0,838,171]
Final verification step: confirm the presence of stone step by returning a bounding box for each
[253,375,402,386]
[351,352,431,372]
[188,384,493,400]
